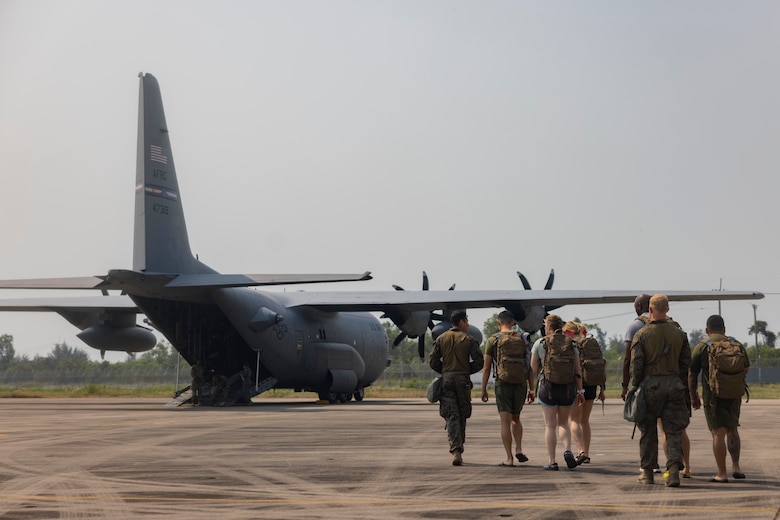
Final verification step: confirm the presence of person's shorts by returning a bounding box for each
[704,397,742,430]
[494,381,528,415]
[583,384,597,401]
[538,379,576,407]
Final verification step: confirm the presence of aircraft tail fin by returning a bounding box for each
[134,73,214,275]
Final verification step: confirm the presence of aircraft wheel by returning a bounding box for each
[338,392,352,403]
[353,386,365,402]
[328,392,339,404]
[317,391,330,402]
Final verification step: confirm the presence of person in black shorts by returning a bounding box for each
[569,322,605,465]
[530,315,585,471]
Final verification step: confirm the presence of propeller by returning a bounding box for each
[517,269,559,312]
[389,271,455,360]
[512,269,559,335]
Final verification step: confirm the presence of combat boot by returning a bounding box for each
[665,466,680,487]
[637,469,654,484]
[452,449,463,466]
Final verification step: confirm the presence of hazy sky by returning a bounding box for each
[1,1,778,362]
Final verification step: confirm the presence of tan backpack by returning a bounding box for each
[543,332,576,384]
[577,334,606,387]
[706,337,748,399]
[493,332,527,384]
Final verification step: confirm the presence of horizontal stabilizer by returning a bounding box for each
[0,271,371,292]
[0,295,138,312]
[0,277,105,290]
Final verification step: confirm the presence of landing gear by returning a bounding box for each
[317,387,362,403]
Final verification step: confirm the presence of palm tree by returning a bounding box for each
[748,320,775,348]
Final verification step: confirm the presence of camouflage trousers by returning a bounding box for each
[439,372,473,454]
[637,375,690,471]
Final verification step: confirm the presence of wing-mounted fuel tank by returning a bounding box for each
[57,308,156,358]
[77,323,157,354]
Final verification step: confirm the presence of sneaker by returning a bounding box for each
[563,450,577,469]
[515,453,529,463]
[543,462,559,471]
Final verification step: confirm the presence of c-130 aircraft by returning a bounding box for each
[0,73,764,405]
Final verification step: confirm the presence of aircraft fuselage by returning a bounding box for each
[132,287,389,402]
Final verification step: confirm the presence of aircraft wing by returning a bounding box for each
[274,289,764,313]
[0,288,762,313]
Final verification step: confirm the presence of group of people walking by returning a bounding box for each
[428,294,750,488]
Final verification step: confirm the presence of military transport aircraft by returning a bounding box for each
[0,73,764,405]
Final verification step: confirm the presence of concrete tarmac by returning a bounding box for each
[1,397,778,519]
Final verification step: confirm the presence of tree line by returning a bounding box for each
[0,334,185,386]
[1,314,778,387]
[384,314,780,372]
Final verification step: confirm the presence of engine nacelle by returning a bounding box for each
[505,304,546,335]
[387,310,430,338]
[431,321,484,345]
[77,324,157,353]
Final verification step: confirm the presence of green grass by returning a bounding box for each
[0,385,180,398]
[1,383,778,400]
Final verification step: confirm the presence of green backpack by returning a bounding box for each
[543,332,576,384]
[493,332,528,384]
[577,334,606,387]
[706,337,748,399]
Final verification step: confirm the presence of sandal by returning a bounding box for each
[563,450,577,469]
[543,462,559,471]
[575,452,590,465]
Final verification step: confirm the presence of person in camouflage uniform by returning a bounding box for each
[624,294,693,477]
[429,310,484,466]
[190,361,204,406]
[630,294,691,487]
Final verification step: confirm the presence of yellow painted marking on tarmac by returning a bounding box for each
[1,495,778,514]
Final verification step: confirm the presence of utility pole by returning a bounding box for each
[752,303,761,386]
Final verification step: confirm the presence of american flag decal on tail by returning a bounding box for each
[150,144,168,164]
